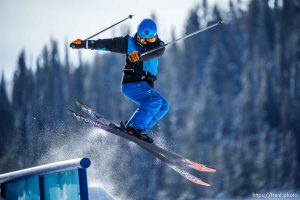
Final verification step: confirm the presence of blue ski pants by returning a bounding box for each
[121,81,169,132]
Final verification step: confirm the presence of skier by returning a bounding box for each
[70,18,168,143]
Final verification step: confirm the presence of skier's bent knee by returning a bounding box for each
[161,99,169,113]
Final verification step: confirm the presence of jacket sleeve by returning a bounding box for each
[86,35,129,54]
[140,40,165,61]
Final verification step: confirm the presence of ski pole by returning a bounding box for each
[84,14,134,40]
[140,20,223,58]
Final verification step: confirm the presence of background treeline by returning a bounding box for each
[0,0,300,199]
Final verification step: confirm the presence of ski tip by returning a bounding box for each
[211,168,217,172]
[66,109,76,116]
[204,167,216,173]
[75,99,83,106]
[211,168,217,173]
[193,178,211,186]
[205,183,211,187]
[66,108,74,114]
[192,162,216,173]
[203,166,216,173]
[203,182,211,187]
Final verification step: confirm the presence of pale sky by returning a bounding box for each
[0,0,240,84]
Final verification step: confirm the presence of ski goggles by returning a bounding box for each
[138,36,157,44]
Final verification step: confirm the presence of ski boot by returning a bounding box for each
[125,125,154,144]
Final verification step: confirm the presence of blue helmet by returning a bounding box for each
[137,19,157,39]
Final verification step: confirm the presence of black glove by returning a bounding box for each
[70,39,86,49]
[70,39,96,49]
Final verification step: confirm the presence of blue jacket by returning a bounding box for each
[86,34,165,87]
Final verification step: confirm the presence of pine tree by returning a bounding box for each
[49,39,65,123]
[182,6,203,88]
[0,73,16,172]
[12,50,34,167]
[275,0,300,187]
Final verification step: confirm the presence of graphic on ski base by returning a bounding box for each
[67,100,216,186]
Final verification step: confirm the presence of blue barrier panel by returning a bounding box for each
[5,176,40,200]
[0,158,90,200]
[44,170,80,200]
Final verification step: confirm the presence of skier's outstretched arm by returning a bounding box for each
[70,35,129,54]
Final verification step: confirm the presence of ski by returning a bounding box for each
[75,99,216,173]
[143,145,210,186]
[67,109,210,186]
